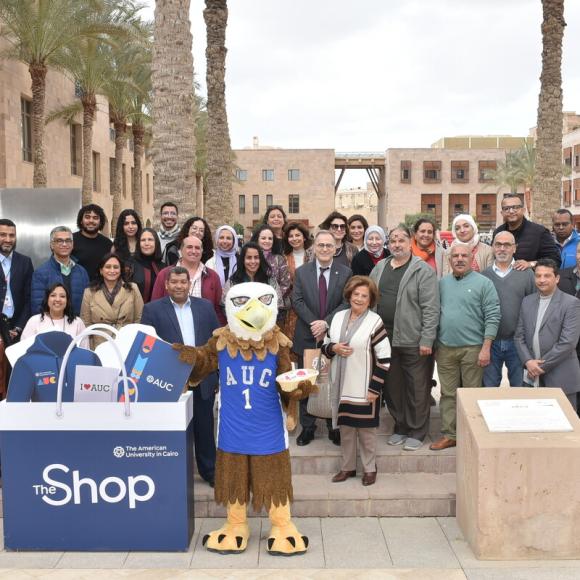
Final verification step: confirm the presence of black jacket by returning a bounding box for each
[557,266,580,359]
[351,248,390,277]
[493,218,561,266]
[0,251,33,330]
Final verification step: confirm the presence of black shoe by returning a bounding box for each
[328,429,341,446]
[296,429,315,446]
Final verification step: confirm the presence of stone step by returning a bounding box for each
[193,472,456,518]
[288,432,456,475]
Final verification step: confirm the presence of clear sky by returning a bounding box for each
[142,0,580,187]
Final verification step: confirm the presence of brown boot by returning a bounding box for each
[331,470,356,483]
[362,472,377,486]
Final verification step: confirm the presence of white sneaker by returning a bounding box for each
[403,437,423,451]
[387,433,407,446]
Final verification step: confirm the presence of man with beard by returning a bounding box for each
[430,241,500,450]
[0,219,33,397]
[481,231,536,387]
[72,204,112,281]
[157,202,180,255]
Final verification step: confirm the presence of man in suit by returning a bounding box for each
[292,229,352,446]
[515,258,580,412]
[0,219,34,398]
[141,266,220,486]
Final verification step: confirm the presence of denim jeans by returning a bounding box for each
[483,338,524,387]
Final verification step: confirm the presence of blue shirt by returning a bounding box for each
[217,350,287,455]
[0,252,14,318]
[170,297,195,346]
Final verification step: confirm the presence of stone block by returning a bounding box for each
[457,388,580,559]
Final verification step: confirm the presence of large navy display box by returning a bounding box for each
[0,393,194,551]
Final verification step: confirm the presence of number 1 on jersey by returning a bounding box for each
[242,388,252,410]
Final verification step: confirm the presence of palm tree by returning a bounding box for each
[0,0,113,187]
[151,0,197,225]
[203,0,233,230]
[533,0,566,227]
[104,43,149,231]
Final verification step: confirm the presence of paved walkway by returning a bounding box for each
[0,516,579,578]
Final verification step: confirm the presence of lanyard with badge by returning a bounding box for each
[1,259,12,313]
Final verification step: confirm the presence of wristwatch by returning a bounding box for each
[529,261,537,268]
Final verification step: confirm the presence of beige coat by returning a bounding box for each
[80,283,144,347]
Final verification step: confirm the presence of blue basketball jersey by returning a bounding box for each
[216,350,288,455]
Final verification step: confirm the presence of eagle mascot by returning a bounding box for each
[174,281,317,556]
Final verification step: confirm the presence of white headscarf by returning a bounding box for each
[451,214,479,248]
[363,225,387,258]
[213,225,238,286]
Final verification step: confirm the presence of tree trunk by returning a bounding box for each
[203,0,233,231]
[533,0,565,227]
[132,123,145,217]
[29,63,48,187]
[151,0,197,227]
[81,94,97,205]
[111,119,127,233]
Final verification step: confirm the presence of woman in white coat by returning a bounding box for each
[321,276,391,486]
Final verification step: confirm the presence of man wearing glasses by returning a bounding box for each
[481,231,536,387]
[31,226,89,316]
[493,193,560,270]
[157,202,179,253]
[552,209,580,269]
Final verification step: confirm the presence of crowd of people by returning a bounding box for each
[1,193,579,487]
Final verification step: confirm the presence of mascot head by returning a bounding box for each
[225,282,278,341]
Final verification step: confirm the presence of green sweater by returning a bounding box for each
[438,271,500,347]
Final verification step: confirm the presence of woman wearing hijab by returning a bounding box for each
[351,226,390,276]
[206,225,238,287]
[443,214,493,274]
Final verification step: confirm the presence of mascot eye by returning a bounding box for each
[258,294,274,305]
[231,296,250,307]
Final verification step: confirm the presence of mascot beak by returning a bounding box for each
[234,297,273,332]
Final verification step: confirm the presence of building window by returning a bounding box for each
[478,160,497,183]
[236,169,248,181]
[476,193,497,229]
[239,195,246,214]
[253,194,260,214]
[266,194,273,208]
[289,194,300,213]
[122,163,127,198]
[109,158,115,194]
[288,169,300,181]
[481,203,492,215]
[21,98,33,162]
[92,151,101,192]
[109,127,116,142]
[423,161,442,183]
[70,123,82,176]
[262,169,274,181]
[451,160,469,183]
[421,193,442,228]
[400,160,411,183]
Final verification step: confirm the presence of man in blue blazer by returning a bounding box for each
[0,219,34,397]
[141,266,220,487]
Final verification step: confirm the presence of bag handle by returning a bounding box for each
[84,323,120,337]
[56,327,132,418]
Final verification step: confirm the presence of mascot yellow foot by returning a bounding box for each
[266,501,309,556]
[202,501,250,554]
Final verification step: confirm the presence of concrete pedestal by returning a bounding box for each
[456,387,580,560]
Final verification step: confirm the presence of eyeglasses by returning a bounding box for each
[330,223,346,230]
[501,205,523,213]
[493,242,515,249]
[52,238,73,245]
[316,243,335,249]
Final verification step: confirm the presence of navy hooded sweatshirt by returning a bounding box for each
[7,331,101,402]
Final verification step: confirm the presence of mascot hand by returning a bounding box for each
[172,343,198,365]
[286,380,318,400]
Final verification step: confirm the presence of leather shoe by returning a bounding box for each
[296,429,315,446]
[328,429,341,446]
[429,436,456,451]
[362,471,377,486]
[331,470,356,483]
